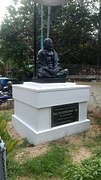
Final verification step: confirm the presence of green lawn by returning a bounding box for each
[0,109,101,180]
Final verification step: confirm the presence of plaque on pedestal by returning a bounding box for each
[51,103,79,127]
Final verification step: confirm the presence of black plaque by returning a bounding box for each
[51,103,79,127]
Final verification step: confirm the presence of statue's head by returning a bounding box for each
[43,38,53,50]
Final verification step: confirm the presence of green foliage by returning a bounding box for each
[4,106,101,180]
[92,147,101,156]
[0,114,19,154]
[6,145,66,179]
[0,0,36,80]
[93,134,101,146]
[97,118,101,126]
[23,145,65,178]
[0,0,100,78]
[62,156,101,180]
[50,0,97,64]
[7,155,25,180]
[0,110,14,121]
[6,145,101,180]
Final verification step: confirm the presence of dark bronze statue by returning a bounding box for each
[36,38,68,78]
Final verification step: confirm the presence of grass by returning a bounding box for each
[62,156,101,180]
[0,110,19,154]
[6,141,101,180]
[0,109,13,121]
[0,107,101,179]
[23,145,66,178]
[7,144,67,179]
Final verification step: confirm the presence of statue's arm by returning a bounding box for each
[37,51,47,67]
[37,51,52,72]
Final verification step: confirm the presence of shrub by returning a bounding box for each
[0,113,18,154]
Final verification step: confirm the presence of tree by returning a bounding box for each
[0,0,100,78]
[0,0,40,80]
[49,0,97,65]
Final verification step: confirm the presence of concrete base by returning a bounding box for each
[12,82,90,145]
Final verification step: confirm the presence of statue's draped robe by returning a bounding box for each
[37,48,67,78]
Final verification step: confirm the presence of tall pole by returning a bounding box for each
[34,3,37,77]
[97,0,101,66]
[40,5,44,48]
[47,6,51,38]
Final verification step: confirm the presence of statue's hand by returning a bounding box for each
[52,69,57,77]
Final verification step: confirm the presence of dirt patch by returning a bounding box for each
[71,147,92,164]
[85,124,101,138]
[7,121,21,140]
[7,122,50,162]
[7,113,101,164]
[15,177,32,180]
[64,134,84,146]
[15,143,50,163]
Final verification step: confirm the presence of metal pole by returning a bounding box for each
[40,5,44,48]
[34,3,37,77]
[0,139,6,180]
[47,6,51,38]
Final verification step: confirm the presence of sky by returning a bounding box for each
[0,0,13,23]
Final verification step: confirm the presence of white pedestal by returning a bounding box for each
[12,82,90,145]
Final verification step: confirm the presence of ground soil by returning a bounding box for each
[7,111,101,164]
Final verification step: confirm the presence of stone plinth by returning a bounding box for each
[12,82,90,145]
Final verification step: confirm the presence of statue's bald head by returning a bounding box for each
[43,38,53,50]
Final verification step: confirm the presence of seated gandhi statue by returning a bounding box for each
[36,38,68,78]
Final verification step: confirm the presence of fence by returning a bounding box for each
[61,64,101,76]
